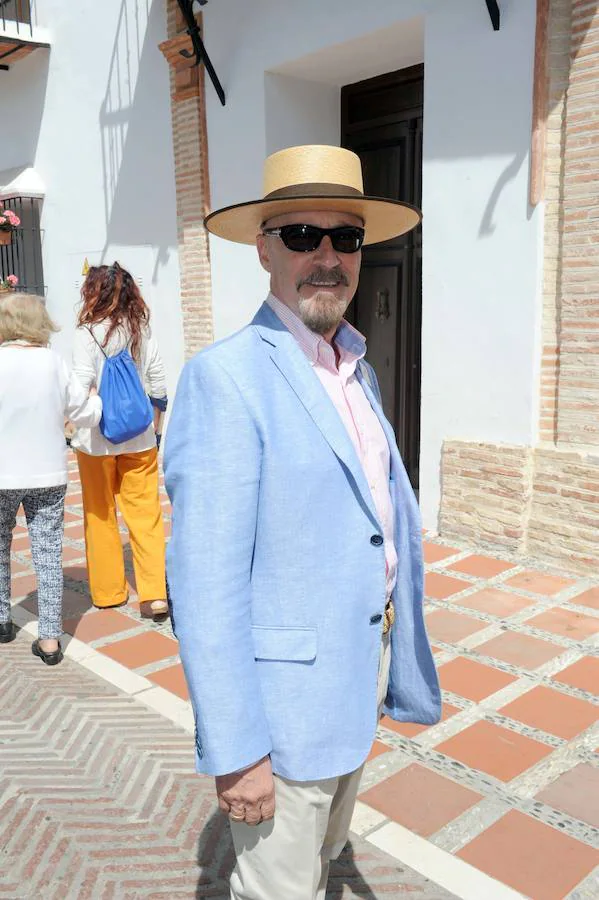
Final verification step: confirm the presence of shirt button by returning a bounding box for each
[370,534,384,546]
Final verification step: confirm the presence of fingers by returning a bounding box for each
[260,798,275,821]
[230,797,275,827]
[218,796,231,815]
[229,805,246,822]
[243,808,262,826]
[216,757,276,827]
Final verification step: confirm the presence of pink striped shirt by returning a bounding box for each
[267,294,397,601]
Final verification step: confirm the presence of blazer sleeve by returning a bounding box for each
[164,352,271,776]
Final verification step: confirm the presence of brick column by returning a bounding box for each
[160,1,213,359]
[539,0,571,444]
[556,0,599,444]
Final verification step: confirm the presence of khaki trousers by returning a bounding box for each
[229,633,391,900]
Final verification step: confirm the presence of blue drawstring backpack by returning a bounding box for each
[88,328,153,444]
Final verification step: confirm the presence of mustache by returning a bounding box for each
[297,266,350,289]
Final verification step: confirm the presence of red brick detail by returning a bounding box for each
[550,1,599,444]
[159,1,213,359]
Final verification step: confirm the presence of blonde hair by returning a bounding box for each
[0,292,59,346]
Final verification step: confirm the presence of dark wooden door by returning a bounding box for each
[342,66,423,491]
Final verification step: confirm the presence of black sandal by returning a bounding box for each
[31,639,63,666]
[0,622,15,644]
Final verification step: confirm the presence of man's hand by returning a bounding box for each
[215,755,275,826]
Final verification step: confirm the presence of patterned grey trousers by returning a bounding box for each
[0,486,67,639]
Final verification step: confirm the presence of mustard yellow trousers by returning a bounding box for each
[76,449,166,608]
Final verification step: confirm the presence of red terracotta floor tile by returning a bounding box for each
[64,523,85,539]
[17,587,90,620]
[422,543,461,565]
[537,764,599,828]
[499,685,598,740]
[60,589,92,619]
[447,555,516,579]
[147,663,190,701]
[66,492,83,505]
[526,607,599,641]
[63,566,89,583]
[438,657,516,701]
[436,720,552,781]
[503,570,576,596]
[63,510,82,523]
[452,587,535,618]
[476,631,564,669]
[380,703,460,738]
[366,740,392,762]
[360,763,482,836]
[10,535,30,552]
[10,560,30,575]
[457,810,599,900]
[425,572,471,600]
[10,573,38,599]
[62,545,86,563]
[552,657,599,695]
[98,632,178,668]
[63,609,138,643]
[570,587,599,611]
[425,609,487,644]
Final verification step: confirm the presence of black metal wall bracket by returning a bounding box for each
[485,0,500,30]
[176,0,226,106]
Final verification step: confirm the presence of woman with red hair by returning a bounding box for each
[71,262,168,622]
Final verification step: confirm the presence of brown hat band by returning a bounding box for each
[264,183,364,201]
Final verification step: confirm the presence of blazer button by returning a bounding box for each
[370,613,383,625]
[370,534,384,546]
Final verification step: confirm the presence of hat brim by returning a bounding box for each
[204,195,421,245]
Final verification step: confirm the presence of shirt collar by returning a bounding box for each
[266,293,366,371]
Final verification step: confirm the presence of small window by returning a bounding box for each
[0,196,45,295]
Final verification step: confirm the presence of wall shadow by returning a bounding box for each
[98,0,177,283]
[195,810,384,899]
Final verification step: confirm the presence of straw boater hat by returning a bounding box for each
[204,145,421,246]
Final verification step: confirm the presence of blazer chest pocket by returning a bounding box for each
[251,625,317,662]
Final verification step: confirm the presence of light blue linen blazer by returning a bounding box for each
[164,302,441,781]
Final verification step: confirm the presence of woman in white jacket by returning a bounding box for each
[0,292,102,664]
[71,263,168,622]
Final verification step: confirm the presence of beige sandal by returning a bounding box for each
[139,600,169,622]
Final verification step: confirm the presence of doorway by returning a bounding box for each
[342,65,423,491]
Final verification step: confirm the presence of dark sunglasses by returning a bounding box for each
[261,224,365,254]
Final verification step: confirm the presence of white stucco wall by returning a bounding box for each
[0,0,184,403]
[202,0,543,528]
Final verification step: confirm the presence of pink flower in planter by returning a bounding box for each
[5,212,20,226]
[0,218,5,225]
[6,275,18,286]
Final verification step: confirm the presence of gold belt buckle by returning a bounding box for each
[382,600,395,635]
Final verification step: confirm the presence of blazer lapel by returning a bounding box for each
[253,303,380,527]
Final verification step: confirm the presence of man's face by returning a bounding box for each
[256,210,363,336]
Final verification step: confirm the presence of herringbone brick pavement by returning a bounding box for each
[0,631,454,899]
